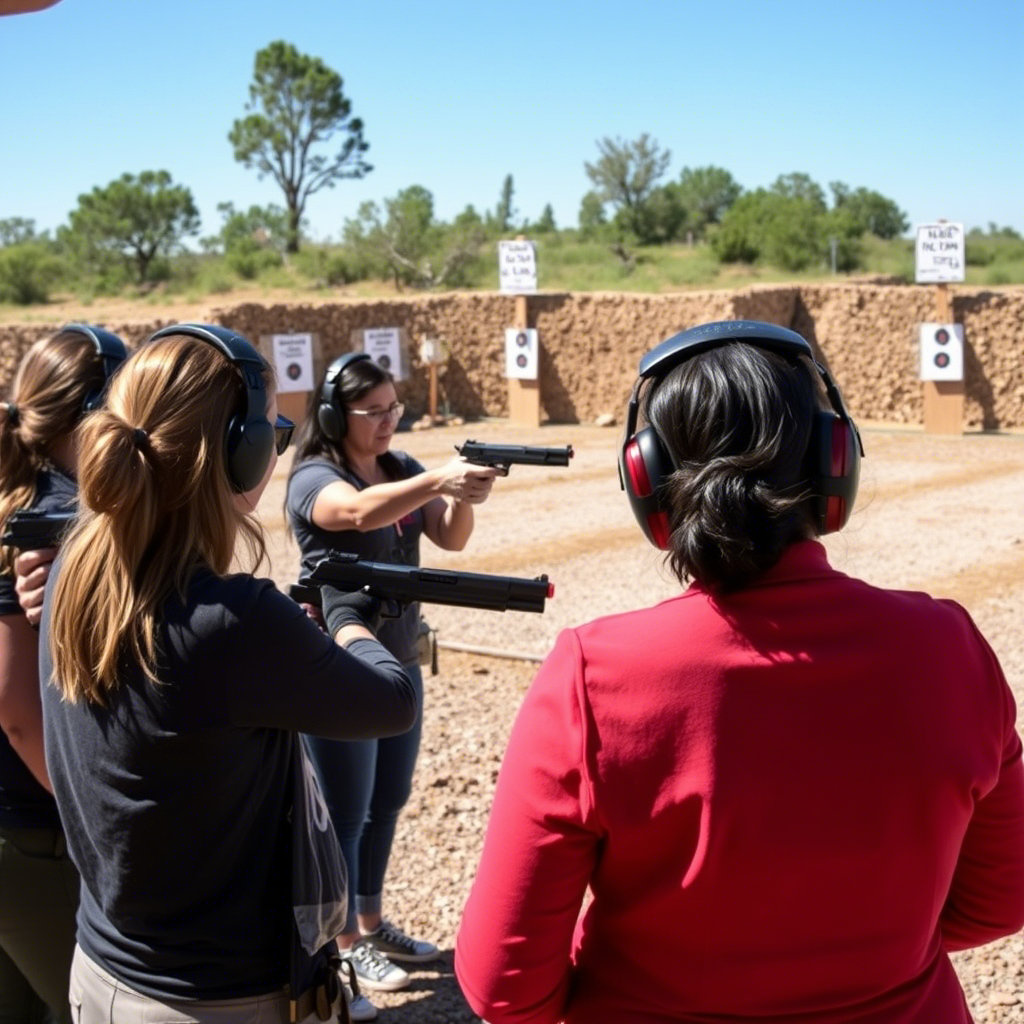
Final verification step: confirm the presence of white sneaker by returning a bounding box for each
[362,919,439,963]
[343,984,378,1022]
[340,939,410,992]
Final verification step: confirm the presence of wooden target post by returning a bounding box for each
[922,284,964,434]
[916,221,965,435]
[508,293,541,427]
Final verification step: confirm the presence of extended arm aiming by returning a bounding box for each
[298,551,553,614]
[455,440,573,475]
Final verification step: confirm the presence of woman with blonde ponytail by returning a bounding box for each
[40,324,416,1024]
[0,324,127,1024]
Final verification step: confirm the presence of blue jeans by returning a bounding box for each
[302,662,424,935]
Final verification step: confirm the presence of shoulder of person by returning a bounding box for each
[391,451,425,477]
[34,465,77,511]
[178,570,293,630]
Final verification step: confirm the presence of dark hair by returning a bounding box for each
[645,342,818,592]
[290,356,403,479]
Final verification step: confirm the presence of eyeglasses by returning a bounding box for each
[347,402,405,425]
[274,414,295,455]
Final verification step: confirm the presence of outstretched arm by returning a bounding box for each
[456,631,600,1024]
[310,457,496,534]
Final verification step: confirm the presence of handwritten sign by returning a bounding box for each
[271,333,314,393]
[363,327,404,380]
[915,222,965,283]
[498,240,537,294]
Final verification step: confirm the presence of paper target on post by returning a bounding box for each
[505,328,538,380]
[919,323,964,381]
[271,333,314,393]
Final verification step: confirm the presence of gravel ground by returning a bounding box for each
[259,420,1024,1023]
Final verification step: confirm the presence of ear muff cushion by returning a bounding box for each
[318,352,373,441]
[317,401,344,441]
[227,415,275,493]
[809,411,861,534]
[620,426,675,549]
[62,324,128,413]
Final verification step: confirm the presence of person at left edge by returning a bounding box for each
[39,324,417,1023]
[0,323,127,1024]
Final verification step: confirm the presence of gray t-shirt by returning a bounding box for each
[286,454,427,664]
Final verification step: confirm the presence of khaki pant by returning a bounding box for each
[69,946,343,1024]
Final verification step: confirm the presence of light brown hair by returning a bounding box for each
[0,329,107,574]
[49,335,269,704]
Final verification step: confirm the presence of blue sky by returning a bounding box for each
[2,0,1021,244]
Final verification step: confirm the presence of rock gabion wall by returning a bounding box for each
[2,284,1022,428]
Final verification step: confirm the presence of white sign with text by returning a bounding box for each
[505,328,538,380]
[271,333,314,393]
[499,240,538,294]
[363,327,404,380]
[915,223,965,283]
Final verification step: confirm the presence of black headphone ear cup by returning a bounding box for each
[619,425,676,549]
[226,414,275,493]
[317,400,345,441]
[808,411,861,534]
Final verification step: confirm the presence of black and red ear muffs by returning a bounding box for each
[317,351,373,441]
[618,320,864,549]
[146,322,274,494]
[620,424,676,549]
[60,323,129,413]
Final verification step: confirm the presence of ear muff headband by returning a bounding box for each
[145,322,274,493]
[317,351,373,441]
[60,323,129,413]
[619,320,864,548]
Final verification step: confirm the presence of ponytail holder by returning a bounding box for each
[5,402,19,427]
[132,427,149,449]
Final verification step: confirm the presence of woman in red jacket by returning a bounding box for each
[455,320,1024,1024]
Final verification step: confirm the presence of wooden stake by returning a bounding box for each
[922,283,964,434]
[507,281,541,427]
[428,363,438,421]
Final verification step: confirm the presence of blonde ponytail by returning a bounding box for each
[50,336,268,704]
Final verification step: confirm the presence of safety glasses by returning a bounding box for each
[347,402,405,425]
[274,414,295,455]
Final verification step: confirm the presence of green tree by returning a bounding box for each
[344,186,484,290]
[229,40,370,253]
[632,184,687,244]
[829,182,908,239]
[533,204,557,233]
[770,172,827,209]
[584,134,671,240]
[713,188,836,271]
[0,217,39,247]
[0,242,62,304]
[65,170,199,284]
[577,191,608,240]
[211,202,289,279]
[675,166,743,238]
[494,174,516,232]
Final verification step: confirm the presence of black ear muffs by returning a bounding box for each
[317,351,373,441]
[619,320,864,549]
[60,323,129,413]
[145,322,274,493]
